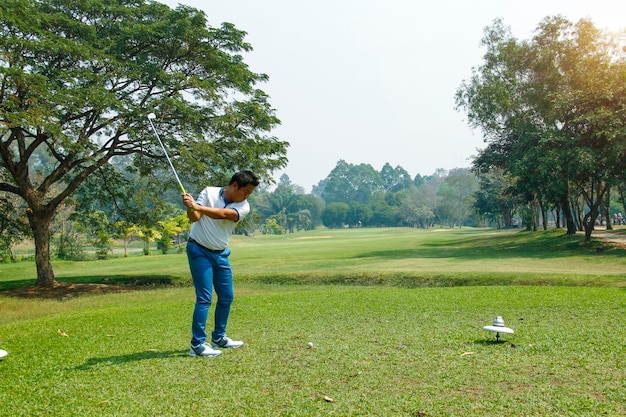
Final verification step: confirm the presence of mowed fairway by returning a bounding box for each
[0,228,625,416]
[230,227,626,286]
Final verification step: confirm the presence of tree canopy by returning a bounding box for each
[456,16,626,240]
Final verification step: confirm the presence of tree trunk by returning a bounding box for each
[561,187,579,235]
[618,184,626,218]
[579,180,610,242]
[540,202,548,230]
[564,207,577,234]
[604,190,612,230]
[27,209,56,288]
[561,192,577,235]
[554,207,561,229]
[584,212,595,242]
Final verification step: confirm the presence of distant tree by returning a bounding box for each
[114,221,139,258]
[380,163,413,193]
[255,182,324,231]
[321,202,350,228]
[321,160,383,205]
[278,173,292,186]
[347,202,373,228]
[397,188,435,228]
[311,178,327,198]
[55,202,83,260]
[416,172,444,225]
[262,218,285,235]
[0,192,31,262]
[435,168,479,227]
[0,0,287,286]
[286,209,312,233]
[294,194,324,228]
[413,173,425,188]
[74,161,176,231]
[73,210,112,260]
[157,216,186,254]
[266,185,297,231]
[473,169,519,228]
[369,192,396,227]
[137,225,161,256]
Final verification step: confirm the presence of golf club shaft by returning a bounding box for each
[147,117,186,194]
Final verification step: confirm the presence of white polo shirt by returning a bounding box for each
[188,186,250,250]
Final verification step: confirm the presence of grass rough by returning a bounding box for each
[0,228,625,416]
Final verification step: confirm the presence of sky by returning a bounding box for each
[160,0,626,192]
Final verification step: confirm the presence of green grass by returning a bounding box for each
[231,227,626,286]
[0,228,625,416]
[0,286,624,416]
[2,227,625,291]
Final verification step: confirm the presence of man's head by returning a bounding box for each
[225,170,259,203]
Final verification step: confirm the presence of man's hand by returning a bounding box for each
[182,193,196,210]
[183,193,201,221]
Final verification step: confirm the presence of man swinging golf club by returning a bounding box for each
[182,171,259,357]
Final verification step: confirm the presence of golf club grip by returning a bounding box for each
[182,189,197,212]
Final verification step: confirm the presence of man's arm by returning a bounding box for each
[182,193,239,222]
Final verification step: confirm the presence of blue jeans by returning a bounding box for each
[187,242,234,346]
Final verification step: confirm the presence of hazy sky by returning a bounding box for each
[160,0,626,192]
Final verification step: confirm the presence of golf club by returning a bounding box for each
[146,113,186,194]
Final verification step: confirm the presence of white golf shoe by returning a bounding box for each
[211,336,244,349]
[189,343,222,357]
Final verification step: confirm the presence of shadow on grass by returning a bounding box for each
[473,339,515,346]
[0,275,188,299]
[74,350,188,370]
[58,274,185,286]
[355,230,625,260]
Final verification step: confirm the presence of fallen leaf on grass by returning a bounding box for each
[58,329,68,337]
[311,392,335,403]
[144,349,158,352]
[460,351,474,357]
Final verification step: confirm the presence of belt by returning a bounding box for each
[188,238,224,253]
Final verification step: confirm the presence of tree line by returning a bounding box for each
[255,163,480,232]
[5,152,626,267]
[1,159,480,263]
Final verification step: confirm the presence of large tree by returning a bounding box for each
[380,162,413,193]
[456,17,626,241]
[0,0,288,287]
[321,160,383,205]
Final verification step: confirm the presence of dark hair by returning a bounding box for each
[229,170,260,188]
